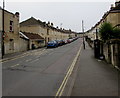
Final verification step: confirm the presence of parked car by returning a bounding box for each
[61,40,66,45]
[55,40,63,46]
[67,38,73,43]
[60,40,65,45]
[67,39,70,43]
[63,39,68,44]
[47,41,58,48]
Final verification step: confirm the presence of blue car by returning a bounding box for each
[47,41,58,48]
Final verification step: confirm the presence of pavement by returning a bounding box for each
[71,42,119,96]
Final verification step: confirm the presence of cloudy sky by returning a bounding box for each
[0,0,115,32]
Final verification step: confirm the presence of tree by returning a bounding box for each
[113,28,120,39]
[99,22,113,42]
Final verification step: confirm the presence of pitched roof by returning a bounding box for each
[20,17,45,27]
[20,17,77,34]
[20,32,44,40]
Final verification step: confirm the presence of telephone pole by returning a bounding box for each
[82,20,85,49]
[2,0,5,58]
[60,23,63,39]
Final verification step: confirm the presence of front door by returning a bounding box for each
[9,39,14,53]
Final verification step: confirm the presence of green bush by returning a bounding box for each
[99,22,113,42]
[113,28,120,39]
[99,22,120,42]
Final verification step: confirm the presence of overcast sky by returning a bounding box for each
[0,0,115,32]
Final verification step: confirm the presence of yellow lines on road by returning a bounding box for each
[30,49,46,56]
[11,64,20,68]
[1,49,47,63]
[1,53,30,63]
[55,44,83,97]
[30,59,39,63]
[26,59,32,62]
[40,50,48,55]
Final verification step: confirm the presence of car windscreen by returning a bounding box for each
[48,41,55,44]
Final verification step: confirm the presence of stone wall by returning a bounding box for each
[102,40,120,67]
[3,11,20,54]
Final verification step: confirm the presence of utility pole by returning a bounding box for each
[60,23,62,39]
[2,0,5,58]
[82,20,85,49]
[96,28,98,40]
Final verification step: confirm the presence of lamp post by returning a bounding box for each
[82,20,85,49]
[1,0,5,59]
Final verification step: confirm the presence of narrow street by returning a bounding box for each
[0,1,120,97]
[2,38,83,96]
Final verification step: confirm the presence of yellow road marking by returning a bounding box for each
[11,64,20,68]
[55,44,82,97]
[31,59,39,63]
[1,53,30,63]
[26,59,32,62]
[40,51,48,55]
[1,49,47,63]
[30,49,46,55]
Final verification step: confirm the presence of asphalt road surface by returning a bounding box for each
[2,38,83,96]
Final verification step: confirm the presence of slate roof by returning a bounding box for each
[20,32,44,40]
[20,17,77,34]
[20,17,45,27]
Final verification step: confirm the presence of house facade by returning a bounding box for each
[20,17,75,46]
[86,1,120,41]
[0,8,20,54]
[0,9,77,56]
[86,1,120,67]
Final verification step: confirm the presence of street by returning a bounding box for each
[2,38,83,96]
[1,1,120,97]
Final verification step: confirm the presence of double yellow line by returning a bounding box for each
[55,44,82,97]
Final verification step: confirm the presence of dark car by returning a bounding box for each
[61,40,65,45]
[55,40,62,46]
[58,40,65,46]
[47,41,58,48]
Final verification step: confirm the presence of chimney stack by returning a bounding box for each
[15,12,19,17]
[110,4,114,10]
[115,0,120,7]
[51,23,53,26]
[48,21,50,26]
